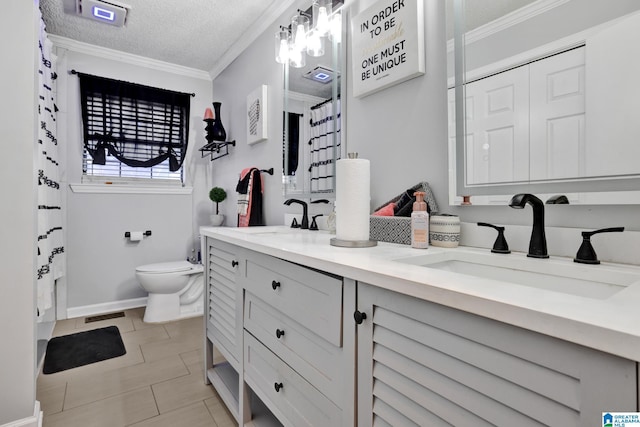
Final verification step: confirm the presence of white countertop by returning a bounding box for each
[201,225,640,361]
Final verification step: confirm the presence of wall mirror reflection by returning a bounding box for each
[448,0,640,205]
[282,0,344,197]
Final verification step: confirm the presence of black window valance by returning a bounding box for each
[78,73,191,172]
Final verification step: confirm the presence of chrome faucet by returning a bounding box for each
[508,193,549,258]
[284,199,309,229]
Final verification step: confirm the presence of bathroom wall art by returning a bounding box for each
[351,0,425,98]
[246,84,268,144]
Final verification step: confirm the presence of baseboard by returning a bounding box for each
[66,297,147,319]
[0,401,42,427]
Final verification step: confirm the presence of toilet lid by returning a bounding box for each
[136,261,194,273]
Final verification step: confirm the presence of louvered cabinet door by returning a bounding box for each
[356,283,636,427]
[206,238,243,367]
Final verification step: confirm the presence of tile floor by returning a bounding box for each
[37,308,236,427]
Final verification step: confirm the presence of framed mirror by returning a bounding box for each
[282,0,345,198]
[449,0,640,205]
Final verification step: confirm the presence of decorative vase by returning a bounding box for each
[211,102,227,142]
[429,214,460,248]
[210,214,225,227]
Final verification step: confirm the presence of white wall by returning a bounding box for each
[346,0,449,210]
[212,0,640,246]
[56,47,213,311]
[0,1,38,423]
[210,0,336,226]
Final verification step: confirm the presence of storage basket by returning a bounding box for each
[369,182,438,245]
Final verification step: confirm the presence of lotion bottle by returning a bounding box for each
[411,191,429,249]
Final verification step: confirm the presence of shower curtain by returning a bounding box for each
[36,16,64,318]
[309,99,341,192]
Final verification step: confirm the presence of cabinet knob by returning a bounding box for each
[231,260,238,268]
[354,310,367,325]
[271,280,281,290]
[276,329,285,339]
[274,382,283,392]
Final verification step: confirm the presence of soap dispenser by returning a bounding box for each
[411,191,429,249]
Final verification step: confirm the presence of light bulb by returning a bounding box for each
[294,24,306,50]
[278,40,289,63]
[275,29,290,64]
[313,0,332,36]
[316,7,329,35]
[330,12,342,43]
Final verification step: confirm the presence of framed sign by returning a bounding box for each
[247,85,268,144]
[351,0,425,98]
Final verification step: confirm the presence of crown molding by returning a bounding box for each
[208,0,298,80]
[49,35,211,81]
[447,0,569,53]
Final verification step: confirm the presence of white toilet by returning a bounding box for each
[136,260,204,323]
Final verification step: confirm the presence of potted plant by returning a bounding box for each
[209,187,227,226]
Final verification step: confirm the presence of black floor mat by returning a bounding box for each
[43,326,126,374]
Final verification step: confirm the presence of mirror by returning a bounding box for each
[449,0,640,205]
[283,0,344,197]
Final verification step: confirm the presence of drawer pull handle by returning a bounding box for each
[271,280,281,290]
[231,260,238,268]
[354,310,367,325]
[276,329,285,339]
[274,382,283,392]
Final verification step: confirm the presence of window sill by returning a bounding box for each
[69,183,193,195]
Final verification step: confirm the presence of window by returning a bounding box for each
[78,73,191,183]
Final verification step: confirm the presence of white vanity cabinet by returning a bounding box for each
[203,235,353,427]
[204,238,244,420]
[355,282,637,426]
[241,251,349,427]
[202,230,640,426]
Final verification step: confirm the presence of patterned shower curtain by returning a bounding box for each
[309,99,341,192]
[36,16,64,318]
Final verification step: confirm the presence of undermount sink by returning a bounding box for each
[229,226,293,235]
[395,250,640,299]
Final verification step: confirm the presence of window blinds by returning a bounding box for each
[78,73,191,172]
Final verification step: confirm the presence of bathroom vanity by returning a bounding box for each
[201,226,640,426]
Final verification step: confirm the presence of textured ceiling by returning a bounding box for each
[40,0,284,72]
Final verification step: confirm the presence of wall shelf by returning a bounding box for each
[199,140,236,161]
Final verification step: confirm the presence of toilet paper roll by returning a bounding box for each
[129,231,144,242]
[336,158,370,241]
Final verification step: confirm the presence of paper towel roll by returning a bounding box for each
[336,158,370,241]
[129,231,144,242]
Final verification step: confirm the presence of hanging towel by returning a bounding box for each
[236,167,264,227]
[236,167,253,216]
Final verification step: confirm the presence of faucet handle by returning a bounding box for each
[477,222,511,254]
[290,217,300,228]
[574,227,624,264]
[310,214,323,231]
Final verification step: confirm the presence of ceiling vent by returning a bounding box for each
[302,66,339,84]
[65,0,130,27]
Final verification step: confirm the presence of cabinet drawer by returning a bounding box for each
[243,251,342,346]
[244,292,343,405]
[244,332,342,427]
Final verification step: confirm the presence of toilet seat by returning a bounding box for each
[136,261,194,274]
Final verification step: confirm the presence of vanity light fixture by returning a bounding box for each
[313,0,332,36]
[275,28,290,64]
[274,1,343,66]
[290,14,310,68]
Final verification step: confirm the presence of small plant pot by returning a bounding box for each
[210,214,225,227]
